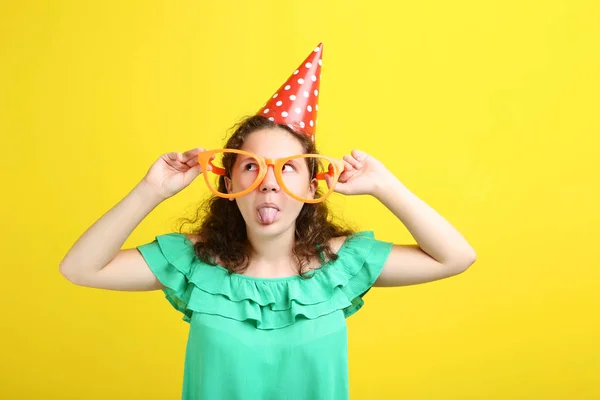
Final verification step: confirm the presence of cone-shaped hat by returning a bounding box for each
[257,43,323,142]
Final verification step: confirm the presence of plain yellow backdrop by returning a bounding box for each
[1,0,599,398]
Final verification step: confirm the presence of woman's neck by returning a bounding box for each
[245,225,298,277]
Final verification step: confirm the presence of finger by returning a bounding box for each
[183,163,203,184]
[184,153,200,168]
[164,152,187,171]
[343,154,361,169]
[338,169,356,183]
[324,173,332,189]
[351,149,369,162]
[165,152,183,165]
[332,181,349,195]
[181,148,204,163]
[166,152,180,161]
[185,158,199,168]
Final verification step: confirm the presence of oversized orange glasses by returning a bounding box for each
[197,149,345,203]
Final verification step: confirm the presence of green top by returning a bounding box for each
[137,231,393,400]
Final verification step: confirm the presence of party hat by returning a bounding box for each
[257,43,323,142]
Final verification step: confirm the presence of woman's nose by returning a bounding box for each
[259,166,280,192]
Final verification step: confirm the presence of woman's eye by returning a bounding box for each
[244,163,258,171]
[282,163,295,172]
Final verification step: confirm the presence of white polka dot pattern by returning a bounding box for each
[256,43,324,141]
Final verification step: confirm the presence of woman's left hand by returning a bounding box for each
[327,150,392,196]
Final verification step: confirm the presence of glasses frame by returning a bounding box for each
[197,149,345,204]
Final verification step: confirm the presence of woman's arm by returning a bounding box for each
[334,149,476,287]
[59,180,166,291]
[59,148,204,291]
[372,176,476,287]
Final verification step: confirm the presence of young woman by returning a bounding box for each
[59,45,476,399]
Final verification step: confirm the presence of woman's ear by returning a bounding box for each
[224,177,236,201]
[308,178,318,198]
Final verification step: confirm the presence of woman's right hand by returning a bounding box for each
[141,148,210,200]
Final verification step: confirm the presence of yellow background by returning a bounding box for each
[1,0,598,398]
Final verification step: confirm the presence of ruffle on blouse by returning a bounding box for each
[137,231,393,330]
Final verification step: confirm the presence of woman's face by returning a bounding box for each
[225,128,317,237]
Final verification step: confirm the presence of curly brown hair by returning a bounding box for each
[178,115,355,278]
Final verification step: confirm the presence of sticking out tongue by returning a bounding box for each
[258,207,279,225]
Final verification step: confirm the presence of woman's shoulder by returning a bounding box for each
[326,230,374,252]
[183,233,203,245]
[327,235,348,255]
[325,231,386,259]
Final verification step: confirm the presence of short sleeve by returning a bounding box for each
[335,231,394,318]
[137,233,198,322]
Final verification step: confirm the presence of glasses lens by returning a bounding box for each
[281,156,337,202]
[205,150,261,196]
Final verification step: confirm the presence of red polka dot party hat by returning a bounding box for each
[257,43,323,142]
